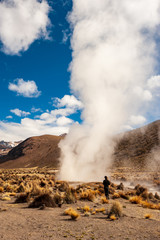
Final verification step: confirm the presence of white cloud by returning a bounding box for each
[31,107,42,113]
[56,116,73,126]
[0,0,51,55]
[8,78,41,98]
[0,119,70,141]
[0,94,81,141]
[130,115,146,126]
[147,75,160,89]
[10,108,30,117]
[54,95,83,109]
[6,115,13,119]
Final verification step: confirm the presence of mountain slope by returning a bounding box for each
[0,135,62,168]
[0,121,160,169]
[113,120,160,170]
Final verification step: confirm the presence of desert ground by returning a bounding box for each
[0,168,160,240]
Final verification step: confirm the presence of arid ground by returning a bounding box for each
[0,168,160,240]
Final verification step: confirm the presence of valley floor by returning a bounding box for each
[0,194,160,240]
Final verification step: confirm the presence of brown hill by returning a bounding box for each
[113,120,160,170]
[0,120,160,169]
[0,135,62,168]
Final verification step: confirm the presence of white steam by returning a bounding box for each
[59,0,160,181]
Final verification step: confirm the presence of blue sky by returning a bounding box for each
[0,0,83,141]
[1,0,160,141]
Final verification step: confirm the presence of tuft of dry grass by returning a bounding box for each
[15,192,30,203]
[64,207,80,220]
[95,207,105,213]
[70,209,80,220]
[79,189,96,202]
[29,193,56,208]
[101,196,109,204]
[64,188,76,204]
[140,200,160,210]
[108,201,122,218]
[109,214,117,221]
[112,193,120,199]
[129,196,142,204]
[144,213,152,219]
[1,196,11,201]
[83,205,90,212]
[64,207,73,216]
[0,186,4,192]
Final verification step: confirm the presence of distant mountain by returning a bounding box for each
[0,135,62,168]
[0,121,160,170]
[0,140,21,149]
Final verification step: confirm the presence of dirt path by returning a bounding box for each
[0,198,160,240]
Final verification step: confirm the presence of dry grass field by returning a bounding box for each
[0,168,160,240]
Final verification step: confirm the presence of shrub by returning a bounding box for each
[15,192,30,203]
[16,182,26,193]
[95,207,105,213]
[109,214,117,220]
[117,183,124,190]
[129,196,142,204]
[1,196,11,201]
[108,201,122,218]
[64,207,73,216]
[53,192,63,207]
[29,193,56,208]
[119,192,129,200]
[144,213,152,219]
[70,209,80,220]
[83,205,90,212]
[101,196,109,204]
[64,189,76,204]
[79,189,95,202]
[29,182,44,196]
[0,187,4,192]
[58,181,70,192]
[135,184,147,196]
[155,192,160,200]
[112,193,120,199]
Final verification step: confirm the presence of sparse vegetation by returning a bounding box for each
[108,201,122,218]
[144,213,152,219]
[109,214,117,220]
[15,192,30,203]
[29,193,56,208]
[129,196,142,204]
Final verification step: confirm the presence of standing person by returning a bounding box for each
[103,176,110,199]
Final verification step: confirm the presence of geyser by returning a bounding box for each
[59,0,160,181]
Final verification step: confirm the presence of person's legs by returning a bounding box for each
[105,188,109,199]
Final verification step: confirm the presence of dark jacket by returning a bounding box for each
[103,179,110,189]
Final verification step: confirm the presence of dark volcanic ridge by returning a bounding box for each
[0,120,160,169]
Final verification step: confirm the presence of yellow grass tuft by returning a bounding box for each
[64,207,73,216]
[140,200,160,210]
[0,186,4,192]
[109,214,117,220]
[144,213,152,219]
[112,193,120,199]
[9,192,16,196]
[1,196,11,201]
[129,196,142,204]
[95,207,106,213]
[79,189,95,201]
[70,209,80,220]
[109,201,122,218]
[101,196,109,204]
[83,205,90,212]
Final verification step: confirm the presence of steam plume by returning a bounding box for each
[59,0,160,181]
